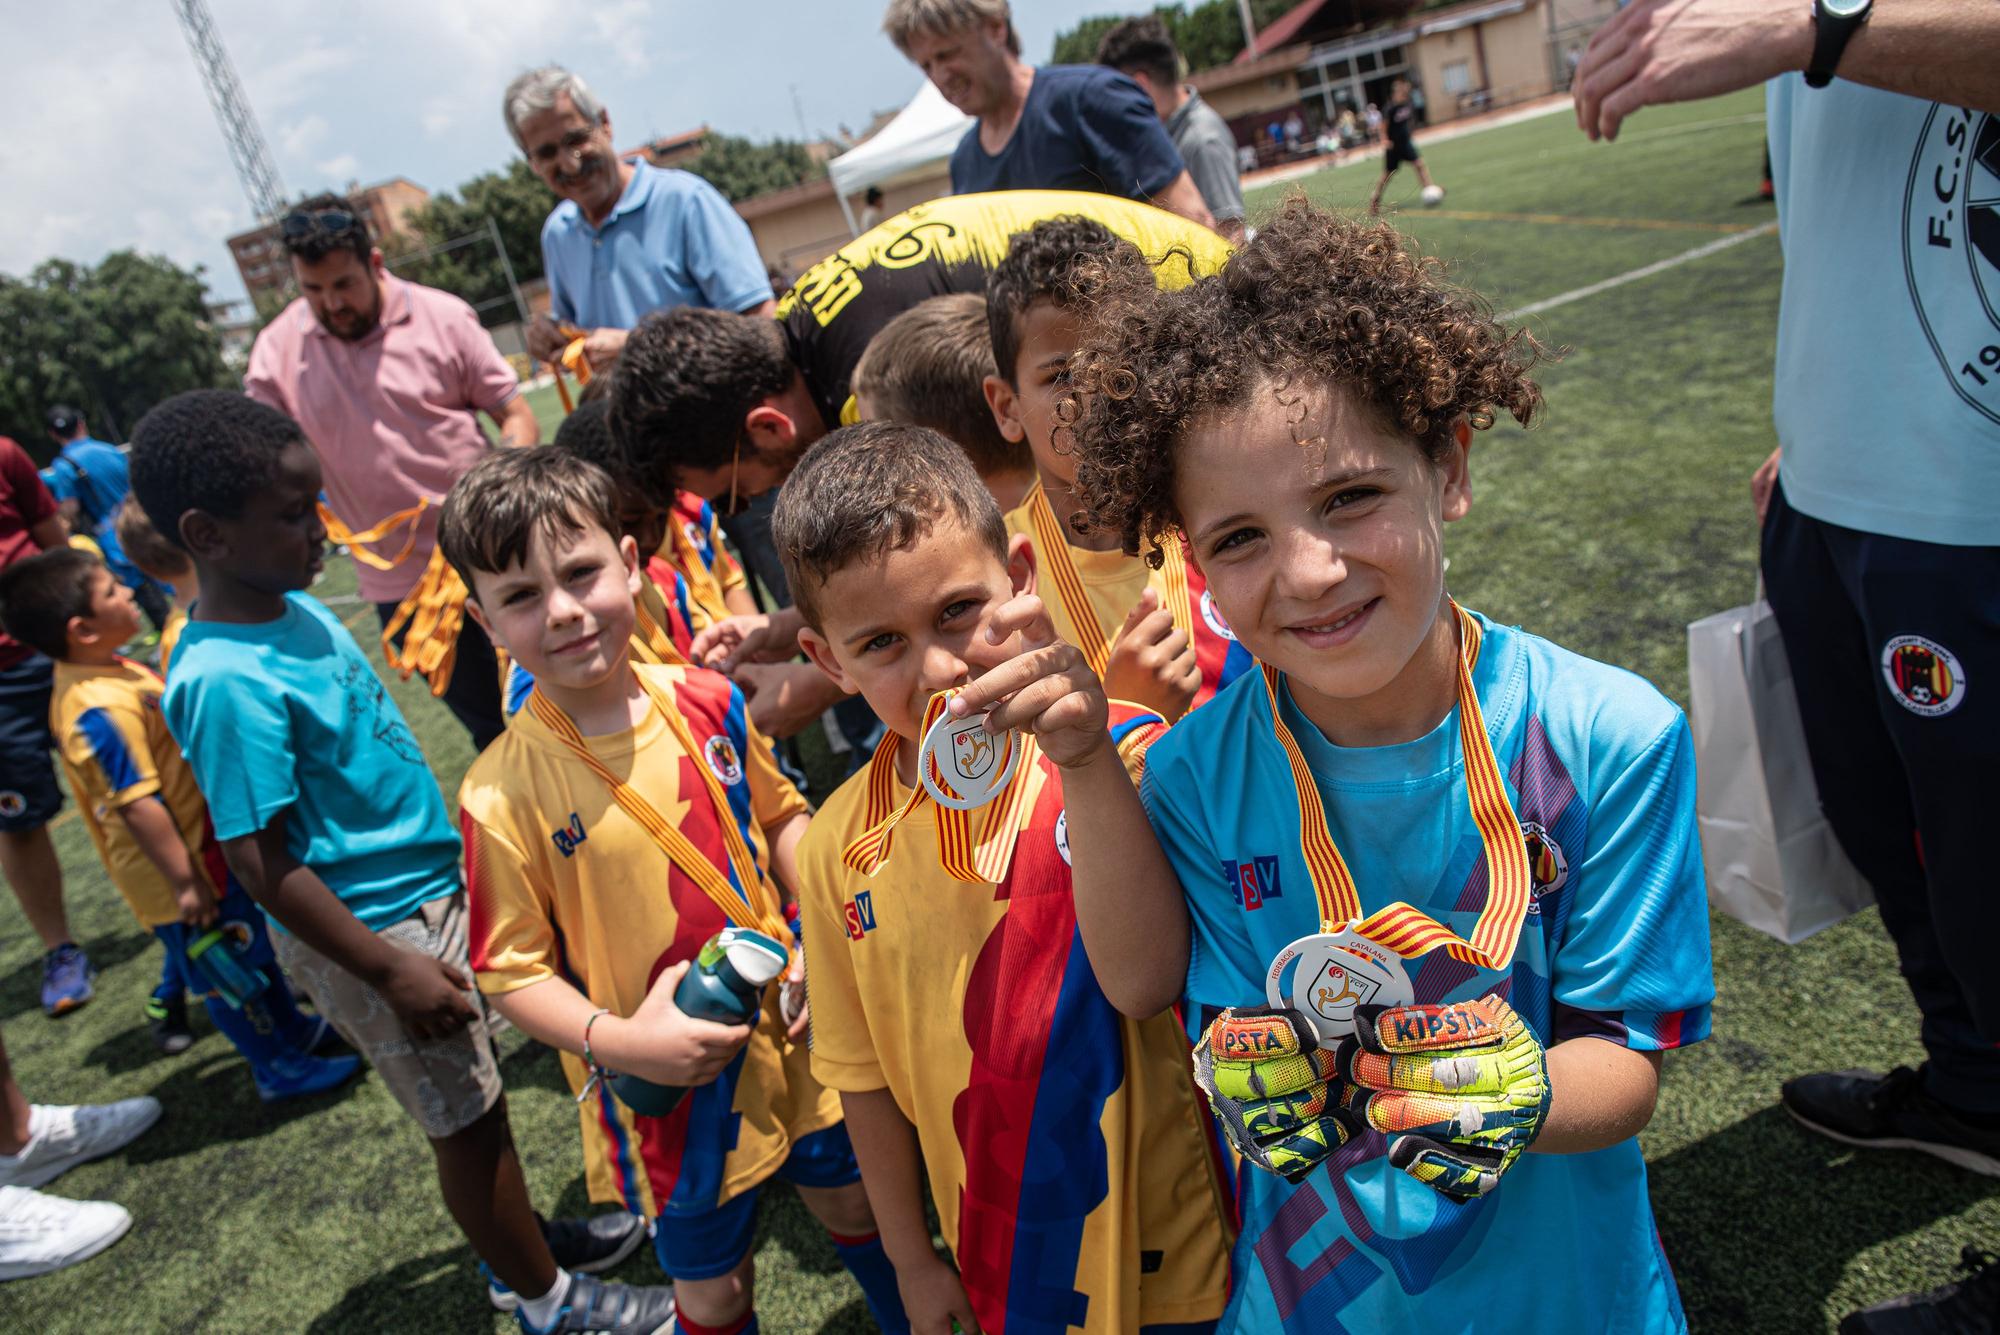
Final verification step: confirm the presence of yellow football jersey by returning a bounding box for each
[662,491,746,628]
[461,663,833,1218]
[797,735,1233,1333]
[52,658,222,928]
[158,608,188,676]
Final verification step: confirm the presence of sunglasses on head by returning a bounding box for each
[281,209,362,241]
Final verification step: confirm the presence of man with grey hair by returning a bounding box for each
[883,0,1219,233]
[507,66,775,370]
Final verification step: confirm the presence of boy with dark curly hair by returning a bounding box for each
[982,217,1253,725]
[953,199,1716,1332]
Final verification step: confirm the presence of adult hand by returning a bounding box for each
[581,326,630,371]
[1574,0,1814,142]
[692,610,801,672]
[1101,588,1200,723]
[526,315,571,364]
[736,661,836,739]
[1751,447,1782,525]
[614,960,755,1087]
[377,952,479,1042]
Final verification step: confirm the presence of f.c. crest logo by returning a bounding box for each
[1521,821,1568,914]
[951,728,995,783]
[1199,590,1237,642]
[704,735,745,785]
[1223,856,1282,910]
[844,889,877,941]
[1882,635,1966,717]
[0,791,28,818]
[682,519,706,556]
[1309,957,1377,1030]
[550,813,587,858]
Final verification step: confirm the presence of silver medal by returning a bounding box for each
[1265,925,1415,1047]
[918,709,1021,811]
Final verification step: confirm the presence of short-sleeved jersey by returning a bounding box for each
[797,716,1233,1333]
[950,66,1186,204]
[1003,499,1254,711]
[775,191,1232,431]
[461,663,831,1218]
[662,491,745,626]
[157,608,188,677]
[164,592,461,932]
[1139,612,1715,1333]
[52,659,222,928]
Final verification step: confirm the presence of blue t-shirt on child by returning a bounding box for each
[163,592,460,932]
[1141,612,1715,1334]
[950,65,1187,202]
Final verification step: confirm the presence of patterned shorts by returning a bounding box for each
[272,890,502,1138]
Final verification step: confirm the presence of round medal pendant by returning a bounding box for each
[918,709,1021,811]
[1264,926,1416,1047]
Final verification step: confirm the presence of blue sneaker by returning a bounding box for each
[253,1053,361,1104]
[40,945,94,1017]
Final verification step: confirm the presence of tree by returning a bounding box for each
[683,134,827,204]
[389,159,555,330]
[0,252,229,451]
[1052,0,1298,72]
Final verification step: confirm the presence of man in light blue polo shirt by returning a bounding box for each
[507,65,775,371]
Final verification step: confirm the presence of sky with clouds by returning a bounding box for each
[0,0,1091,308]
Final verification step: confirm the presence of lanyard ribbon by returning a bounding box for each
[839,693,1042,885]
[1263,602,1533,971]
[551,331,593,414]
[318,499,427,572]
[1025,483,1192,677]
[527,673,788,947]
[632,579,688,666]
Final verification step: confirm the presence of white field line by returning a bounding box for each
[1501,220,1779,322]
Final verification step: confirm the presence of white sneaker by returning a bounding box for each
[0,1186,133,1280]
[0,1097,163,1190]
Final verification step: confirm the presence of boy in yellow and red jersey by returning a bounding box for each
[441,447,907,1335]
[983,217,1254,720]
[0,547,357,1093]
[777,422,1233,1335]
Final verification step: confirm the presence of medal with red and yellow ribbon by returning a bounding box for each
[1263,602,1532,1047]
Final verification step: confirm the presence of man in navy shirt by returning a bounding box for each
[884,0,1217,232]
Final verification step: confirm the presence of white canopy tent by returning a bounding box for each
[826,80,972,236]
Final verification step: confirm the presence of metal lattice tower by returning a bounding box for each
[171,0,288,222]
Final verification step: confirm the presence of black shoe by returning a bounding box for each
[144,997,194,1056]
[1783,1066,2000,1177]
[1838,1246,2000,1334]
[539,1211,647,1275]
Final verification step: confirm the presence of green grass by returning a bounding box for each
[6,87,1992,1332]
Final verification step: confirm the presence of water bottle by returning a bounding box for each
[611,927,788,1117]
[186,923,268,1010]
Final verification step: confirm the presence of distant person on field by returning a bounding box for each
[1096,14,1247,244]
[883,0,1219,233]
[0,436,89,1018]
[859,185,885,230]
[41,408,169,630]
[1367,77,1443,214]
[508,65,777,373]
[1577,2,2000,1328]
[0,1021,160,1281]
[0,547,360,1089]
[127,390,668,1334]
[244,193,538,753]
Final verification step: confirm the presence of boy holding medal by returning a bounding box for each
[775,422,1234,1335]
[441,448,907,1335]
[956,201,1717,1332]
[983,217,1255,720]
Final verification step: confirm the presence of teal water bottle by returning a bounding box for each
[611,927,788,1117]
[186,923,268,1010]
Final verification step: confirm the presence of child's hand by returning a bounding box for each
[692,610,800,673]
[949,594,1111,771]
[780,951,809,1042]
[377,952,480,1042]
[174,878,218,929]
[1101,588,1199,722]
[898,1249,982,1335]
[614,960,755,1087]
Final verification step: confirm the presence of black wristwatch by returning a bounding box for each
[1805,0,1871,89]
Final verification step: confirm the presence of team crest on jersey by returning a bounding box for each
[0,791,25,818]
[704,735,744,785]
[1881,635,1966,717]
[682,520,706,556]
[550,812,588,858]
[1224,855,1282,910]
[1309,956,1379,1031]
[1903,107,2000,425]
[1521,821,1568,914]
[844,889,877,941]
[1199,589,1237,642]
[1054,809,1072,866]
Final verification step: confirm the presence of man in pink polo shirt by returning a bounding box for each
[245,193,538,750]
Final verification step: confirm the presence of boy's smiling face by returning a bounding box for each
[199,439,329,596]
[464,514,642,698]
[986,299,1084,489]
[797,517,1037,743]
[1176,380,1471,727]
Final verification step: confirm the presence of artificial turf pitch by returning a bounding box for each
[4,87,1991,1332]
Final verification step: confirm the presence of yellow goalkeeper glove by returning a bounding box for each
[1194,1007,1360,1182]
